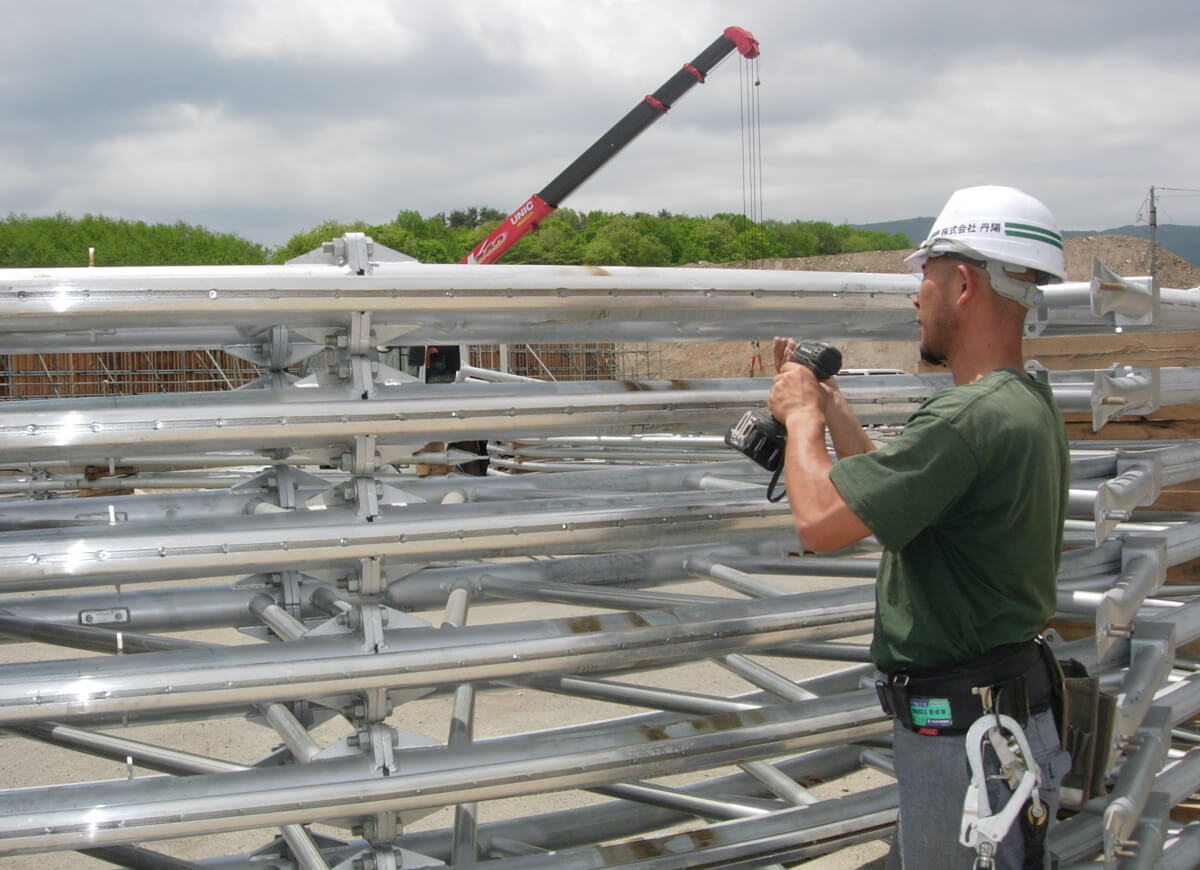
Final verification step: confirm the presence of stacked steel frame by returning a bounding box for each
[0,234,1198,867]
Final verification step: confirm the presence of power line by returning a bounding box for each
[1134,186,1199,225]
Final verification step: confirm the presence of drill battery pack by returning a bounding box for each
[725,408,787,472]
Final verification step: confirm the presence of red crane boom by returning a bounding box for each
[462,26,759,265]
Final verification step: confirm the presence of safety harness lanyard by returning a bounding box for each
[958,692,1046,869]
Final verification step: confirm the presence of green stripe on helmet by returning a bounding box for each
[1007,221,1063,242]
[1005,222,1063,249]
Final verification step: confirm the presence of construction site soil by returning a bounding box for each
[655,235,1200,379]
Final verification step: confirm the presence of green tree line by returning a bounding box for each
[1,209,909,268]
[271,208,910,266]
[0,213,269,267]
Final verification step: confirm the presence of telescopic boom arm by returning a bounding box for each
[462,26,760,265]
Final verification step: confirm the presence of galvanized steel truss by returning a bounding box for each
[0,238,1198,868]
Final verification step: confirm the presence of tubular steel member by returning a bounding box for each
[0,587,876,727]
[1,369,1198,470]
[391,743,870,860]
[0,489,795,592]
[0,690,888,855]
[19,721,332,870]
[1049,745,1200,864]
[0,539,784,636]
[5,370,1200,474]
[5,257,1200,352]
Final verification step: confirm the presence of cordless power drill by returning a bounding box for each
[724,340,843,472]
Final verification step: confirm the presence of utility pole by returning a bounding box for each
[1148,184,1157,285]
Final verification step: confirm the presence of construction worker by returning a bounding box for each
[767,185,1072,868]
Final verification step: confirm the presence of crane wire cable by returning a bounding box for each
[739,55,765,243]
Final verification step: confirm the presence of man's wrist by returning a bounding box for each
[784,408,825,433]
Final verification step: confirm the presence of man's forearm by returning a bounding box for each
[825,388,876,458]
[781,408,872,553]
[782,411,838,549]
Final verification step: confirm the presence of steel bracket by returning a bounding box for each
[1092,366,1161,432]
[224,324,324,370]
[337,845,400,870]
[1094,452,1163,544]
[359,604,389,653]
[349,311,373,356]
[274,570,304,617]
[371,727,398,780]
[342,435,379,476]
[234,463,329,509]
[1112,621,1175,752]
[1095,537,1167,661]
[357,556,384,596]
[1091,257,1160,326]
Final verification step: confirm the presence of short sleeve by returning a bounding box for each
[828,411,979,551]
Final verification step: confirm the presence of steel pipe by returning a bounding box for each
[2,260,1198,351]
[1,371,1198,468]
[0,689,888,854]
[0,490,794,590]
[0,588,876,725]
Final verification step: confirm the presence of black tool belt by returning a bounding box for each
[875,638,1056,735]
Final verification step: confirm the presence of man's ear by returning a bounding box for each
[954,262,985,307]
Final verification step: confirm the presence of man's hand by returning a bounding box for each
[765,338,873,552]
[772,336,796,373]
[767,361,828,426]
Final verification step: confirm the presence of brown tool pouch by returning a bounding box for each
[1052,656,1116,801]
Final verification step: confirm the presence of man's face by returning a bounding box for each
[914,256,958,366]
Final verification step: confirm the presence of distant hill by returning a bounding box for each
[852,218,1200,267]
[1064,224,1200,268]
[851,218,934,248]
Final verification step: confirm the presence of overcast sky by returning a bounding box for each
[3,0,1198,249]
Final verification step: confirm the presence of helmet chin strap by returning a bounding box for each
[984,261,1042,308]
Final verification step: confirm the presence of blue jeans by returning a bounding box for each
[886,709,1070,869]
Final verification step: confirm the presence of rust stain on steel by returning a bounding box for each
[600,827,720,861]
[691,709,767,733]
[565,615,603,634]
[606,838,668,859]
[637,723,671,742]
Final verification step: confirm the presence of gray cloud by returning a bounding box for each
[2,0,1197,248]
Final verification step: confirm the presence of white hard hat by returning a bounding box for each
[903,185,1067,308]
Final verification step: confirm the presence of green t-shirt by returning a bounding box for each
[829,369,1068,673]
